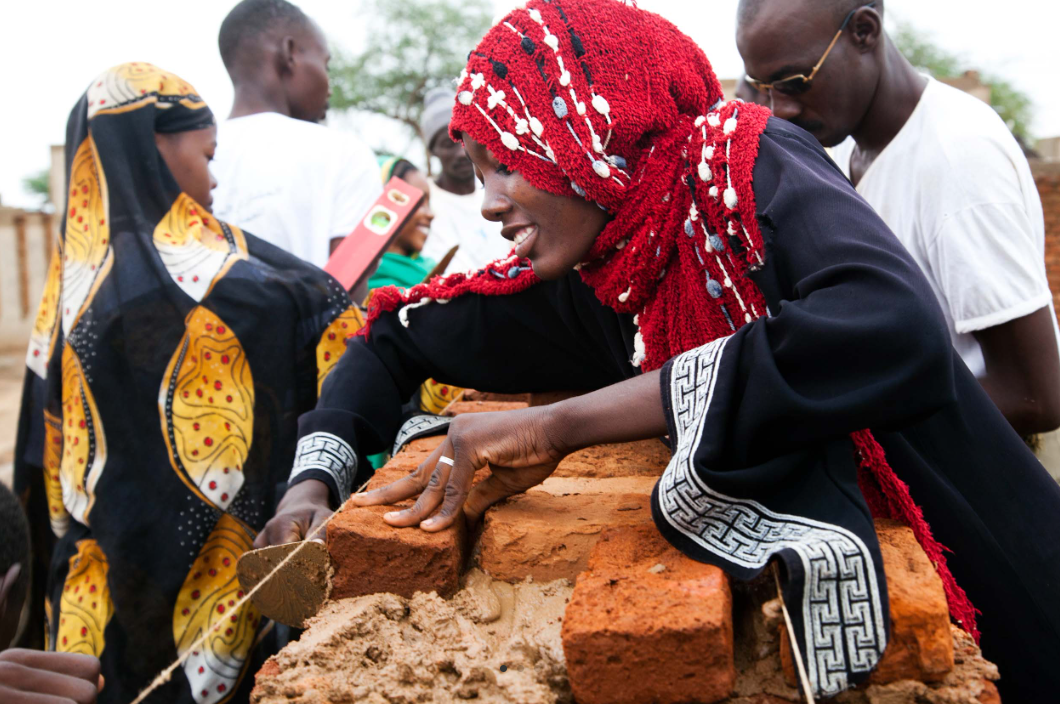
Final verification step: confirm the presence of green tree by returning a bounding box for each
[329,0,493,141]
[891,21,1034,141]
[22,168,51,206]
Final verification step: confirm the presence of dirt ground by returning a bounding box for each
[0,347,25,488]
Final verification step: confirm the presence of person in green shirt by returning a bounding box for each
[368,158,436,290]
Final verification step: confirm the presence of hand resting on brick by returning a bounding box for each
[350,370,668,531]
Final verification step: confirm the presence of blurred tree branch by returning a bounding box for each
[328,0,492,143]
[22,169,50,206]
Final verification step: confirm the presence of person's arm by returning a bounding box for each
[350,370,667,530]
[254,300,363,550]
[922,137,1059,437]
[974,307,1060,436]
[256,273,636,546]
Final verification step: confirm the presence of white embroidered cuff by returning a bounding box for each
[290,431,357,499]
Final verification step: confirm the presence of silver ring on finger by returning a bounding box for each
[437,456,455,467]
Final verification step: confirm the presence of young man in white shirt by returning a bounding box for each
[211,0,381,269]
[737,0,1060,462]
[418,88,510,273]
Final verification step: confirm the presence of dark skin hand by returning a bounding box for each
[974,306,1060,436]
[0,650,102,704]
[352,370,668,531]
[254,478,332,548]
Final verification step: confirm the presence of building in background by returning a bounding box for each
[0,145,61,350]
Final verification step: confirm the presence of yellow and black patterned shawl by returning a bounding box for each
[13,63,363,704]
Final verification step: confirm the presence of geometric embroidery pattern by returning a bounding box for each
[391,414,453,456]
[657,337,887,696]
[290,432,357,499]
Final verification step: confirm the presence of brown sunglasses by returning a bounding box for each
[745,2,876,97]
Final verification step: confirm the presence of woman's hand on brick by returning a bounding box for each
[254,479,333,549]
[349,405,567,532]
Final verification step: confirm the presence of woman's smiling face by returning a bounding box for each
[461,134,611,281]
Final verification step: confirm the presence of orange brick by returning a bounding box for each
[441,400,529,416]
[462,389,532,403]
[562,526,735,704]
[406,435,445,453]
[461,389,583,406]
[477,490,653,582]
[553,439,670,478]
[326,499,466,600]
[527,475,658,497]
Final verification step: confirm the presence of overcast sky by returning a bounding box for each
[0,0,1055,209]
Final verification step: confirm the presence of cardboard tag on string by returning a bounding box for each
[237,540,329,628]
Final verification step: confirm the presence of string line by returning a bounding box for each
[772,562,816,704]
[128,477,371,704]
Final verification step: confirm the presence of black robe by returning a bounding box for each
[295,118,1060,700]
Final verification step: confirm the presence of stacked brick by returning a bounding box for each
[325,400,526,600]
[562,526,735,704]
[258,393,1002,703]
[1036,161,1060,319]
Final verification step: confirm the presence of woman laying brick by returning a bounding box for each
[262,0,1060,699]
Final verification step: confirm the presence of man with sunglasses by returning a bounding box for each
[737,1,1060,467]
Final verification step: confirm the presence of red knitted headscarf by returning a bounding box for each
[363,0,978,639]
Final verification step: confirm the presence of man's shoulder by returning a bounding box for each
[898,81,1032,208]
[915,80,1020,161]
[223,113,373,158]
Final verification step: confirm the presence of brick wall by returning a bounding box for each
[1037,161,1060,319]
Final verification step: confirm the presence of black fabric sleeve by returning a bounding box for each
[291,272,637,496]
[683,120,958,470]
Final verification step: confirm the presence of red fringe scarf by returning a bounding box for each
[363,0,978,640]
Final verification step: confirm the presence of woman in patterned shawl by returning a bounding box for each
[263,0,1060,700]
[12,63,363,704]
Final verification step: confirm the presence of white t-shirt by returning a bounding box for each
[211,112,381,268]
[421,181,510,273]
[831,78,1057,378]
